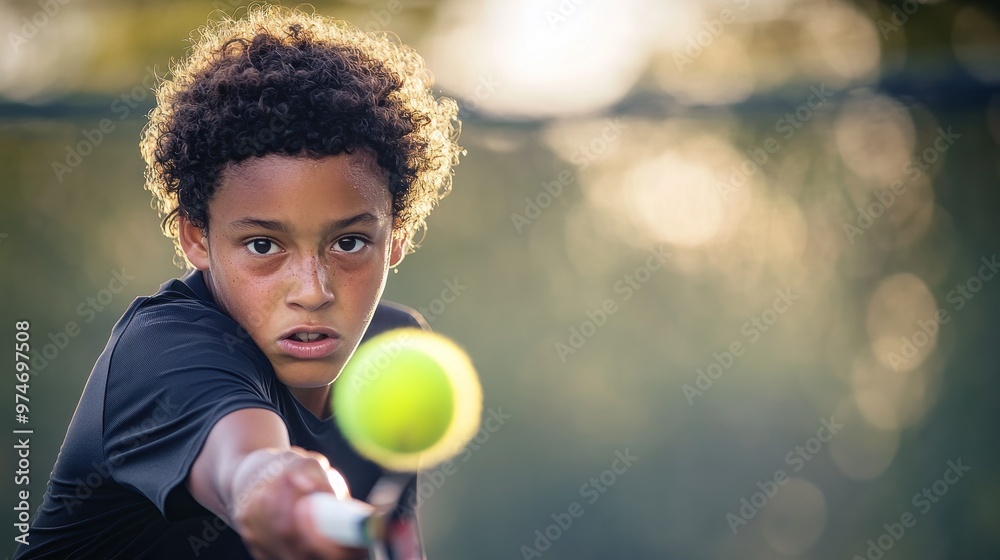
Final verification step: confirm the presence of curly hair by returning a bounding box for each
[140,4,462,268]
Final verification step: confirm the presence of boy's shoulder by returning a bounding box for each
[115,270,267,369]
[366,299,430,338]
[139,269,229,317]
[123,269,234,331]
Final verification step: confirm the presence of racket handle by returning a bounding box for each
[304,493,377,548]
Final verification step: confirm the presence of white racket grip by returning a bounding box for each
[305,493,376,548]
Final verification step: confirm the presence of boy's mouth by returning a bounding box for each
[288,332,329,342]
[277,326,341,359]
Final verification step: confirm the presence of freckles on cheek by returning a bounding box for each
[213,257,268,334]
[238,282,279,333]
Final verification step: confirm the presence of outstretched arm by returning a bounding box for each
[187,407,366,560]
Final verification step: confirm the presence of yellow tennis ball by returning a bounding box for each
[334,328,482,471]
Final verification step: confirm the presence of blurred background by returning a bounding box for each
[2,0,999,558]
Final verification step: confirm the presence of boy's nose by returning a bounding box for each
[286,256,334,311]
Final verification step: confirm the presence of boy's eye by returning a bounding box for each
[246,239,280,255]
[335,237,367,253]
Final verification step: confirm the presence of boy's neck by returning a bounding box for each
[289,386,333,420]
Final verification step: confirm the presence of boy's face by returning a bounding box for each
[180,153,404,406]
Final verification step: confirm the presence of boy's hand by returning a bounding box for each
[187,408,368,560]
[231,448,368,560]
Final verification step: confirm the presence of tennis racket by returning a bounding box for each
[306,328,483,559]
[305,472,417,559]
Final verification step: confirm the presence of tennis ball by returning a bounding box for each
[333,328,482,471]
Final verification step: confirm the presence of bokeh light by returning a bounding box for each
[866,272,939,372]
[952,5,1000,83]
[759,478,828,555]
[423,0,658,117]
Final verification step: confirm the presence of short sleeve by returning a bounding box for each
[102,304,279,521]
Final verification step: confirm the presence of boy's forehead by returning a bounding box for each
[343,151,391,206]
[220,151,385,186]
[211,152,393,224]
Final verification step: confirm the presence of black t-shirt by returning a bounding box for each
[15,270,427,559]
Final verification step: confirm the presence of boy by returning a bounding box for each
[15,5,462,559]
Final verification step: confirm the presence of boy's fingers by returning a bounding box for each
[286,449,351,500]
[326,465,351,500]
[236,448,365,559]
[280,455,364,559]
[288,453,337,493]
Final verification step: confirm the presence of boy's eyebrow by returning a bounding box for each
[229,218,292,234]
[228,212,384,235]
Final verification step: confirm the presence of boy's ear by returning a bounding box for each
[388,233,407,268]
[179,215,211,271]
